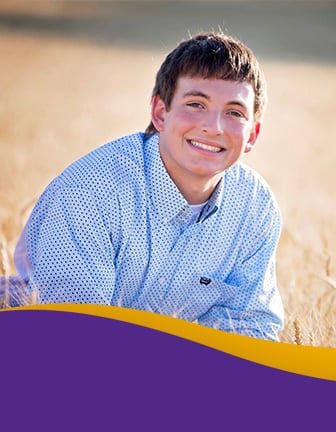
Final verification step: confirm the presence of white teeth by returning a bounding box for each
[189,140,222,153]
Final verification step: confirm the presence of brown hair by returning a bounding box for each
[145,32,267,135]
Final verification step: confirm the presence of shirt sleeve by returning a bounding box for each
[14,185,116,304]
[197,202,284,341]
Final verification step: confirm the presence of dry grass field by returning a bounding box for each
[1,1,335,346]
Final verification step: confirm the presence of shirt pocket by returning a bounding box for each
[164,273,239,322]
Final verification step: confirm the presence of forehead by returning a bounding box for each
[174,76,255,108]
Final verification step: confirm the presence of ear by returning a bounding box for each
[244,122,261,154]
[151,95,167,132]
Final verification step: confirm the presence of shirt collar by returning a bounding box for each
[144,133,224,224]
[145,134,188,223]
[198,177,224,222]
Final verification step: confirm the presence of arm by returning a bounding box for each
[14,184,116,304]
[198,204,284,341]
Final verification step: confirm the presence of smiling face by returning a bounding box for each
[151,76,260,203]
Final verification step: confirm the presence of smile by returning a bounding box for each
[188,140,223,153]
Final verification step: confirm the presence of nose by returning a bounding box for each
[201,111,224,135]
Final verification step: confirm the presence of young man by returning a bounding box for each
[2,32,284,340]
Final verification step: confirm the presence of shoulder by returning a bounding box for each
[57,132,148,190]
[222,163,282,254]
[26,133,150,230]
[226,162,279,204]
[33,132,148,211]
[224,162,281,224]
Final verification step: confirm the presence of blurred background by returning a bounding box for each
[1,0,335,345]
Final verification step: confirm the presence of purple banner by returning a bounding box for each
[1,310,334,431]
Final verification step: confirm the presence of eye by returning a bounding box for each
[186,102,204,109]
[227,110,244,118]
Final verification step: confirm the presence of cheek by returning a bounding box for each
[227,121,251,139]
[170,108,200,127]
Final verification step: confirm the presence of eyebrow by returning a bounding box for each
[182,90,211,99]
[182,90,248,109]
[226,100,248,110]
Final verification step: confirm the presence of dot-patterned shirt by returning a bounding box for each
[9,132,284,340]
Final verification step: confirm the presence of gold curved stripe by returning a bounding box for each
[3,304,335,381]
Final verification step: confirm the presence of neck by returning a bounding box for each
[158,143,223,204]
[172,174,221,205]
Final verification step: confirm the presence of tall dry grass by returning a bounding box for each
[0,14,335,346]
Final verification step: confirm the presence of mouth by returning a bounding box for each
[188,139,224,153]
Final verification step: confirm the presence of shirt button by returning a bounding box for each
[159,277,165,284]
[162,218,168,225]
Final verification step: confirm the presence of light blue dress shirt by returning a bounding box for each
[3,132,284,340]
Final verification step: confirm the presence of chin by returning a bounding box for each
[189,167,226,179]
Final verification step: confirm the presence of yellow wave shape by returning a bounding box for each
[2,304,335,381]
